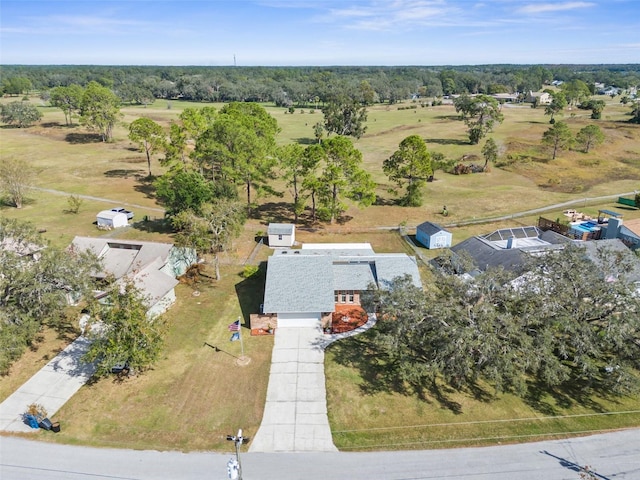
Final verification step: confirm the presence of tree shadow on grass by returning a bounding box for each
[253,201,293,223]
[65,132,103,144]
[104,169,145,178]
[293,137,317,145]
[523,378,610,416]
[131,217,172,235]
[133,175,157,200]
[425,138,469,146]
[327,336,463,414]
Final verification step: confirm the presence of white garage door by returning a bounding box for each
[277,312,321,328]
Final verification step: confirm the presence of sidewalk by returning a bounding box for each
[0,336,94,432]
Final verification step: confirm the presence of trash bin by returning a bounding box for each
[51,422,61,433]
[39,418,52,430]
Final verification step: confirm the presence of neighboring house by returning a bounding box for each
[96,210,128,229]
[0,237,44,260]
[491,93,519,103]
[70,237,197,317]
[416,221,452,249]
[443,226,570,274]
[258,243,421,329]
[525,91,551,105]
[267,223,295,247]
[610,217,640,251]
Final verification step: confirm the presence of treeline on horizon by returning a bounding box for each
[2,64,639,106]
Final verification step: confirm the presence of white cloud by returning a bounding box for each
[517,2,595,14]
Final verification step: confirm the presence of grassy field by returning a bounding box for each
[1,95,639,451]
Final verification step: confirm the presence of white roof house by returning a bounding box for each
[70,237,197,317]
[262,243,422,328]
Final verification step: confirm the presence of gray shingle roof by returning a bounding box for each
[417,221,448,236]
[267,223,295,235]
[263,247,422,314]
[263,254,335,313]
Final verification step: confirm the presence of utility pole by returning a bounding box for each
[226,428,250,480]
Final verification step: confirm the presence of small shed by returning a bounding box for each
[96,210,128,228]
[268,223,295,247]
[416,221,452,249]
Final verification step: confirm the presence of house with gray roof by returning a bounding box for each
[442,226,570,275]
[70,236,197,317]
[260,243,421,329]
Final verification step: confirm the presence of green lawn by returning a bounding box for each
[1,96,639,451]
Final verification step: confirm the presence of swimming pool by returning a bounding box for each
[571,221,600,234]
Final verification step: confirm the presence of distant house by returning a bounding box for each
[416,221,452,249]
[257,243,421,329]
[526,91,551,105]
[267,223,295,247]
[70,237,197,317]
[96,210,128,229]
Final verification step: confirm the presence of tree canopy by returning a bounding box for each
[0,218,99,374]
[361,244,640,400]
[80,81,122,142]
[453,94,503,144]
[542,121,573,159]
[128,117,166,176]
[383,135,433,207]
[323,95,368,139]
[0,101,42,128]
[83,281,165,377]
[576,124,605,153]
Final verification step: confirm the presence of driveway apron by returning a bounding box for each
[249,326,337,452]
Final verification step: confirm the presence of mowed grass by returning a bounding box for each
[326,334,640,451]
[1,96,639,451]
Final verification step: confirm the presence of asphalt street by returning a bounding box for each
[2,429,639,480]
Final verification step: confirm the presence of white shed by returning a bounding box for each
[96,210,128,228]
[268,223,295,247]
[416,221,452,249]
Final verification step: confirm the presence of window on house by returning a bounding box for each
[341,292,347,303]
[349,291,354,303]
[278,234,283,240]
[334,292,339,302]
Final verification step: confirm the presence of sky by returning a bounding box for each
[1,0,639,66]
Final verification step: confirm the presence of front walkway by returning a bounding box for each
[0,336,94,432]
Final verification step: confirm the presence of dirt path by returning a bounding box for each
[31,186,166,213]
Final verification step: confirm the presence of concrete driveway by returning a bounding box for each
[0,336,95,432]
[249,326,337,452]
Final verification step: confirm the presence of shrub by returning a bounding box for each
[242,264,259,278]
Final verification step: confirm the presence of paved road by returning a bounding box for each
[2,430,639,480]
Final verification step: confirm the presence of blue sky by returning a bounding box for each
[1,1,639,65]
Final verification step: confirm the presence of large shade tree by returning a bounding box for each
[383,135,433,206]
[80,81,122,142]
[323,94,368,139]
[49,84,84,126]
[453,94,503,144]
[362,244,640,399]
[128,117,166,176]
[194,102,279,212]
[576,124,605,153]
[0,101,42,128]
[316,136,376,223]
[0,218,99,374]
[83,281,165,377]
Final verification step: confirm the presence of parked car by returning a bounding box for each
[110,207,134,220]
